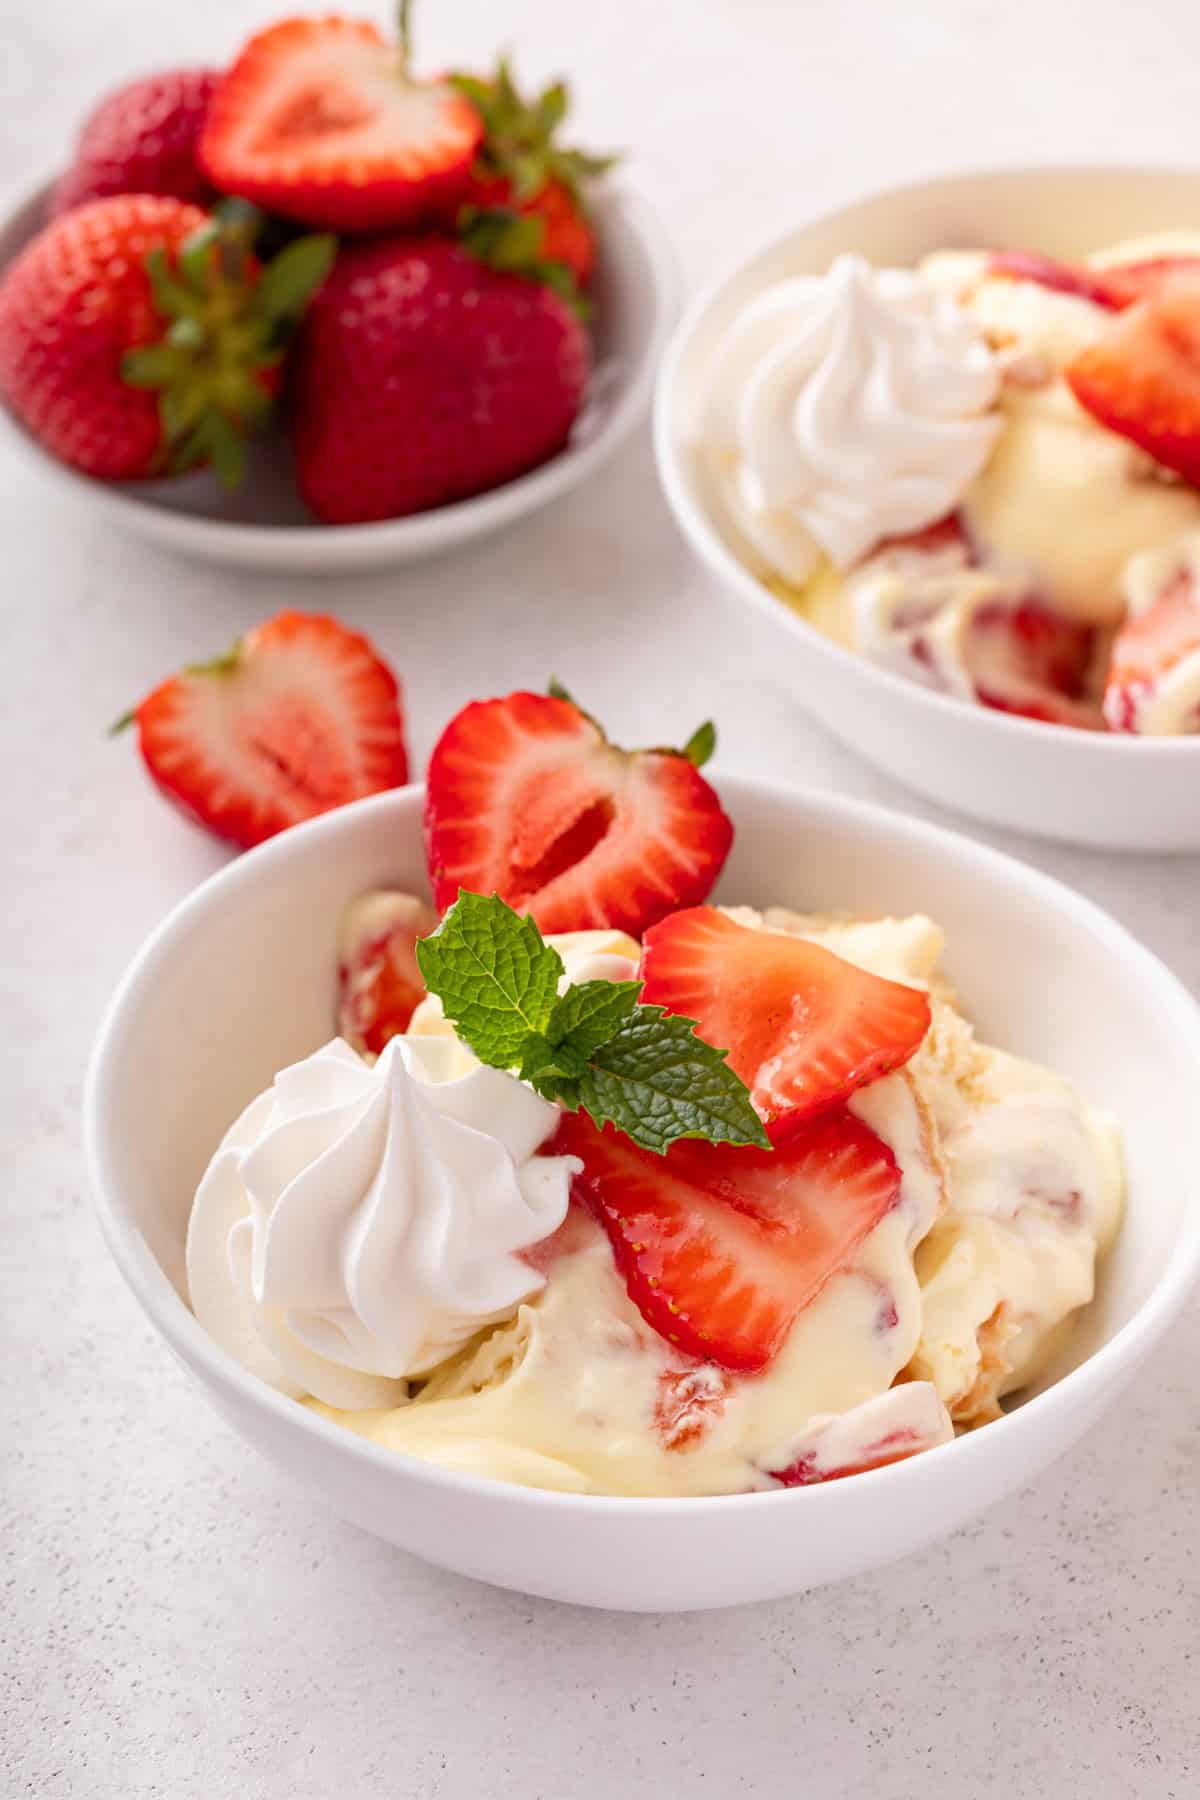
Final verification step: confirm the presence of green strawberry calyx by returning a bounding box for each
[449,59,618,213]
[457,205,589,316]
[121,202,335,489]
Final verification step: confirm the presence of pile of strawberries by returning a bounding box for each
[0,9,613,524]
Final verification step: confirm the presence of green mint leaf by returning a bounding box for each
[545,978,641,1060]
[416,890,563,1068]
[572,1005,770,1155]
[518,1033,588,1085]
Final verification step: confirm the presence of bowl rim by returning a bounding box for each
[653,159,1200,760]
[0,179,680,555]
[83,773,1200,1515]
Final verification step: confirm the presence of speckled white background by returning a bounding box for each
[3,1,1199,1794]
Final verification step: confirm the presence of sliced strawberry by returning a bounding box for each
[423,691,732,936]
[987,250,1126,311]
[337,891,437,1056]
[199,17,483,233]
[553,1108,901,1372]
[638,907,930,1138]
[124,611,408,849]
[1066,288,1200,486]
[965,599,1105,730]
[1104,567,1200,732]
[767,1383,953,1487]
[1095,257,1200,308]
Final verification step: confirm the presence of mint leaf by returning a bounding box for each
[518,1033,588,1085]
[415,890,563,1067]
[546,978,641,1058]
[570,1005,770,1155]
[416,891,770,1157]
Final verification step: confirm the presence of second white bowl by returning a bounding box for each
[654,166,1200,850]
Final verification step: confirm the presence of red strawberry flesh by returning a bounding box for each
[639,907,931,1137]
[1104,568,1200,732]
[337,893,436,1056]
[199,17,482,232]
[987,250,1125,311]
[554,1108,902,1372]
[131,610,408,848]
[1066,287,1200,487]
[424,692,732,936]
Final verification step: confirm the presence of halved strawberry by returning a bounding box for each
[198,16,483,233]
[553,1108,902,1372]
[423,690,732,936]
[987,250,1125,311]
[1104,566,1200,732]
[1066,288,1200,486]
[337,891,437,1056]
[120,611,408,849]
[639,907,930,1138]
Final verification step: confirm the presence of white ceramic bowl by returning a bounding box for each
[0,181,678,572]
[84,777,1200,1611]
[655,166,1200,851]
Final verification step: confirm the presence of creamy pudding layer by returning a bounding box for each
[305,909,1122,1496]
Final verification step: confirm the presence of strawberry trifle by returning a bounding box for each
[698,239,1200,733]
[185,684,1124,1497]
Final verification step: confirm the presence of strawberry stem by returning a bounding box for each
[397,0,413,64]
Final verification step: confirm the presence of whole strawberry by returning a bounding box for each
[289,226,591,523]
[52,68,220,217]
[450,61,615,287]
[0,196,333,484]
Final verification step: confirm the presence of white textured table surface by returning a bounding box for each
[4,1,1199,1794]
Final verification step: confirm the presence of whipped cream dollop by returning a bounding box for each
[702,253,1001,583]
[186,1035,577,1410]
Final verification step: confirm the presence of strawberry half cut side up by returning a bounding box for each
[423,689,733,937]
[1066,286,1200,488]
[117,611,408,849]
[198,11,483,232]
[639,907,931,1138]
[554,1108,902,1373]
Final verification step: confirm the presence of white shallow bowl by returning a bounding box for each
[655,165,1200,851]
[85,778,1200,1612]
[0,181,677,572]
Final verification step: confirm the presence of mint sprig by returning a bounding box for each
[416,892,770,1156]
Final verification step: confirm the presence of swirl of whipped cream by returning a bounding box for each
[702,253,1001,583]
[186,1035,577,1410]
